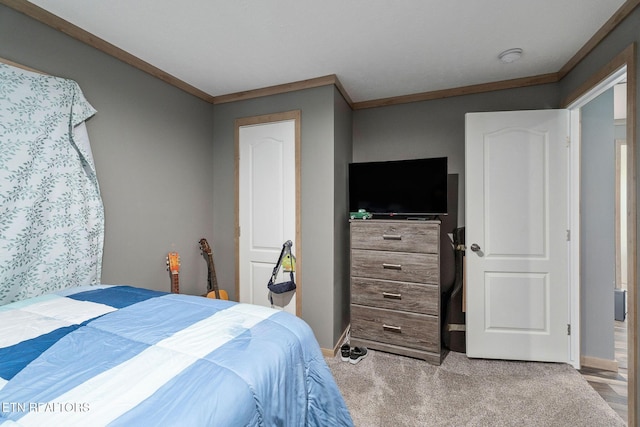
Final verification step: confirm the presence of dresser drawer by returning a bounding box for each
[351,277,439,315]
[350,221,438,253]
[351,249,439,284]
[350,305,439,353]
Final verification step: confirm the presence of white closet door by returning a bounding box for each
[239,120,296,314]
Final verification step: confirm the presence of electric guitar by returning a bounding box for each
[199,238,229,300]
[166,252,180,294]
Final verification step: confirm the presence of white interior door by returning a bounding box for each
[239,120,296,314]
[465,110,570,363]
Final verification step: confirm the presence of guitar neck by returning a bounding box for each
[208,254,219,292]
[171,273,179,294]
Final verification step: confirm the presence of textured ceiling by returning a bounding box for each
[28,0,627,102]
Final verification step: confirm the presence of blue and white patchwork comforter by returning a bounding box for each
[0,285,353,426]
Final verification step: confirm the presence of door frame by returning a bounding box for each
[563,43,636,426]
[234,110,302,316]
[616,138,628,290]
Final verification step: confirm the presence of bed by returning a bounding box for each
[0,285,353,426]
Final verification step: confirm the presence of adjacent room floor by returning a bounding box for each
[579,320,628,423]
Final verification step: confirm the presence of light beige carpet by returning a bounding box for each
[327,350,626,427]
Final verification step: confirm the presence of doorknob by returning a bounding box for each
[470,243,481,252]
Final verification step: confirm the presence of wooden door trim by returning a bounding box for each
[234,110,302,316]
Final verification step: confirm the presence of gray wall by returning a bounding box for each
[1,6,215,296]
[558,5,639,415]
[581,89,616,360]
[212,85,350,349]
[352,85,560,226]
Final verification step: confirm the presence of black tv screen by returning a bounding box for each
[348,157,448,217]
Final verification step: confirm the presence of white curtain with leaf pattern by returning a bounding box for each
[0,63,104,304]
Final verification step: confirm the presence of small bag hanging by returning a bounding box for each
[268,240,296,295]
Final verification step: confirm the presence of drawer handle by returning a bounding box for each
[382,292,402,300]
[382,234,402,240]
[383,324,402,333]
[382,263,402,270]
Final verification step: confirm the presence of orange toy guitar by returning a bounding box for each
[199,238,229,300]
[166,252,180,294]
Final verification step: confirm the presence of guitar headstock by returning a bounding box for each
[166,252,180,275]
[199,238,212,255]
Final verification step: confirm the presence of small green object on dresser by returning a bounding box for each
[350,209,372,220]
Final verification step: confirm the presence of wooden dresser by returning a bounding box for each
[349,219,443,364]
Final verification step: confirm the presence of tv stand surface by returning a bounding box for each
[374,214,441,221]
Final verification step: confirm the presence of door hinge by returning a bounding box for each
[566,136,571,147]
[566,229,570,241]
[567,324,571,335]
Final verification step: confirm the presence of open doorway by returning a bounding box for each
[574,77,629,421]
[564,44,636,425]
[613,86,629,419]
[615,81,628,316]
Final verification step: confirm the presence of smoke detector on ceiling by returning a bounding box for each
[498,48,523,63]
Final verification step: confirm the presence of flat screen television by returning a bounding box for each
[348,157,447,217]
